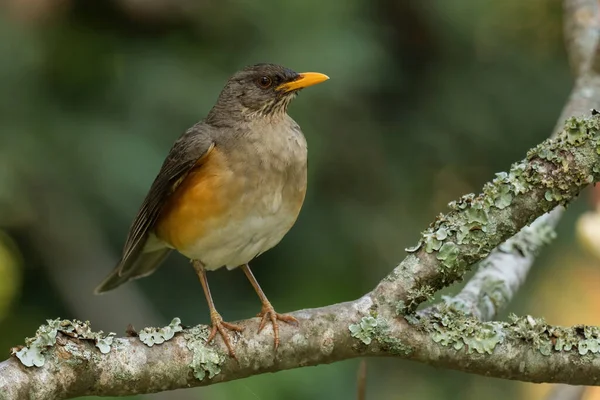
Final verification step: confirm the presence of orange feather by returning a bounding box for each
[154,147,236,252]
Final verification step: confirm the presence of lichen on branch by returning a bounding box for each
[421,209,561,321]
[11,319,117,367]
[377,114,600,313]
[420,306,600,361]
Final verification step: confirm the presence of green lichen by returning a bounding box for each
[456,225,471,245]
[11,319,117,367]
[578,326,600,355]
[406,112,600,309]
[435,227,449,240]
[139,317,183,347]
[96,333,116,354]
[396,300,407,316]
[429,309,504,354]
[505,314,600,357]
[423,232,442,252]
[184,325,224,380]
[425,305,600,360]
[544,189,564,202]
[455,216,556,319]
[465,204,489,225]
[493,184,513,209]
[404,313,420,325]
[405,242,422,253]
[535,324,600,356]
[507,314,557,356]
[349,316,413,355]
[506,165,530,194]
[398,285,436,315]
[371,319,413,355]
[437,242,459,267]
[564,116,590,145]
[377,336,412,355]
[13,320,60,367]
[448,193,475,211]
[349,316,378,345]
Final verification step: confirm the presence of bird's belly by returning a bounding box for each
[155,129,307,270]
[155,159,304,269]
[181,208,298,270]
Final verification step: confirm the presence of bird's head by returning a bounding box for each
[207,63,329,123]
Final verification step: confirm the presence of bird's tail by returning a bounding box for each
[94,248,171,294]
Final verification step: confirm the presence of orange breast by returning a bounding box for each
[154,147,235,252]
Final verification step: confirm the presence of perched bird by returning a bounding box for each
[95,63,329,357]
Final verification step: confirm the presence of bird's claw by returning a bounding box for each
[207,311,244,358]
[256,303,298,349]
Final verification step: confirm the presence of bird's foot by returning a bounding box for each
[256,302,299,350]
[207,311,244,358]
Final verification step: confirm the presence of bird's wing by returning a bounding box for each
[94,123,215,293]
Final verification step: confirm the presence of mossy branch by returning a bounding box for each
[404,310,600,387]
[421,208,561,322]
[375,114,600,314]
[3,107,600,400]
[3,1,600,399]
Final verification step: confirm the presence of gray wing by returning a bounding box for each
[95,123,215,294]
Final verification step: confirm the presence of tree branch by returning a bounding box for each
[374,114,600,316]
[564,0,600,76]
[417,0,600,326]
[422,208,561,321]
[3,106,600,400]
[3,1,600,398]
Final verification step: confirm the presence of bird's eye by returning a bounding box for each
[257,76,272,89]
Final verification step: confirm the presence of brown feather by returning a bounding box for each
[154,146,234,252]
[94,123,216,293]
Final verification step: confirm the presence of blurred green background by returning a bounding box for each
[3,0,600,399]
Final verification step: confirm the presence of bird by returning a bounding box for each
[95,63,329,357]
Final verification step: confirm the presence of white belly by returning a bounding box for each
[180,208,297,271]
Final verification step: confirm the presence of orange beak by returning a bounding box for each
[276,72,329,93]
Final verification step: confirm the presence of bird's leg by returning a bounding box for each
[192,260,243,357]
[241,263,298,349]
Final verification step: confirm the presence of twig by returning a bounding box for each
[357,360,367,400]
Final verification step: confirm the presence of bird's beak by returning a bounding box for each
[276,72,329,93]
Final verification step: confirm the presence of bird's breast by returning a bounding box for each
[155,118,308,269]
